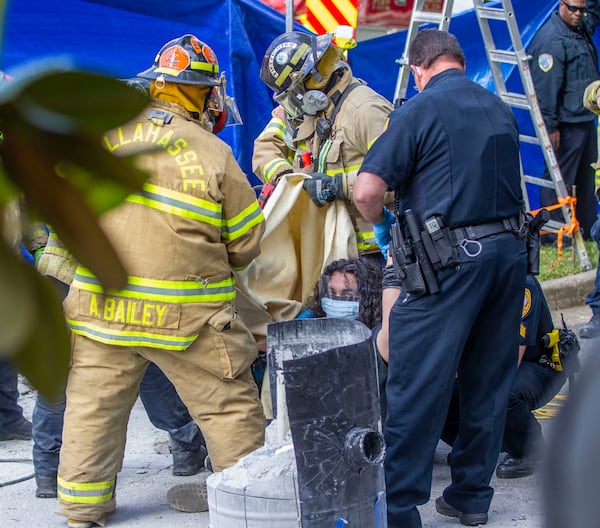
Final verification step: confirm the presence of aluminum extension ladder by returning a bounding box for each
[392,0,592,270]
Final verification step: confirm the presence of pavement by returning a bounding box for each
[0,271,598,528]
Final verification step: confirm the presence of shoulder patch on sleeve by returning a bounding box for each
[538,53,554,73]
[522,287,532,319]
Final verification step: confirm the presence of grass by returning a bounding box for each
[538,239,599,281]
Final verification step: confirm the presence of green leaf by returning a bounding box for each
[12,267,70,401]
[0,165,19,206]
[1,120,129,290]
[8,67,149,136]
[0,239,36,355]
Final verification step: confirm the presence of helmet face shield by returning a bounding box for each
[273,77,307,120]
[205,72,243,133]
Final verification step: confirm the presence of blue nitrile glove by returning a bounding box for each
[373,207,395,258]
[303,172,344,207]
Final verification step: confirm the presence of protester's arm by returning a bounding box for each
[376,255,403,364]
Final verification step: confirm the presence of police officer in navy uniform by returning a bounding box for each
[528,0,600,240]
[354,30,527,527]
[441,275,574,479]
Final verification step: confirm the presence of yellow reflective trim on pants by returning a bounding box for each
[57,476,115,504]
[72,268,236,303]
[66,318,198,350]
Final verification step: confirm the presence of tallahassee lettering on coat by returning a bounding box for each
[104,123,206,192]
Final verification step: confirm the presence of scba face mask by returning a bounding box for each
[274,80,329,119]
[321,297,360,319]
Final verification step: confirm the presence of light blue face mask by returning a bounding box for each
[321,297,360,319]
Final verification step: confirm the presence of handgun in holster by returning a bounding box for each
[390,210,440,296]
[522,209,550,275]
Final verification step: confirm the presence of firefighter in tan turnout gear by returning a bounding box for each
[57,34,266,527]
[253,31,393,257]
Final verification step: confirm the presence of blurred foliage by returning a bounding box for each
[0,62,150,398]
[538,239,599,281]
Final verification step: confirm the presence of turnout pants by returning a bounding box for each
[33,363,206,478]
[58,315,265,523]
[384,233,527,528]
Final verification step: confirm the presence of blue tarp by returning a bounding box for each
[1,0,303,184]
[1,0,597,205]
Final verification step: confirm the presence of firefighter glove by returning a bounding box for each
[374,207,395,258]
[303,172,344,207]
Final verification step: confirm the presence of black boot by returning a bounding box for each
[35,474,58,498]
[435,496,488,526]
[0,417,32,441]
[580,314,600,339]
[172,448,206,476]
[495,453,538,478]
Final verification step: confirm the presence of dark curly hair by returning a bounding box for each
[307,257,383,329]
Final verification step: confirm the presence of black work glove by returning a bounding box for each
[302,172,344,207]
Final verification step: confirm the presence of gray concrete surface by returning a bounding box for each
[0,290,597,528]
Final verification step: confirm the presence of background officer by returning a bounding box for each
[57,34,266,527]
[253,31,393,259]
[354,29,527,528]
[529,0,600,241]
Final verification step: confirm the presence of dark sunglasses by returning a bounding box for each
[561,1,586,13]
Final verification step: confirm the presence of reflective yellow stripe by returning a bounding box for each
[290,43,309,66]
[57,476,116,505]
[263,159,292,183]
[73,268,236,303]
[317,139,332,172]
[357,230,378,252]
[263,118,287,138]
[275,43,310,88]
[155,60,218,77]
[221,201,264,241]
[367,136,379,150]
[325,163,361,177]
[66,318,198,350]
[127,183,222,226]
[275,65,292,88]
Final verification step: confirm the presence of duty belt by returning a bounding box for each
[449,216,520,245]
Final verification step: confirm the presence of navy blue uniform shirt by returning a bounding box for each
[528,7,600,132]
[359,68,523,228]
[521,274,554,362]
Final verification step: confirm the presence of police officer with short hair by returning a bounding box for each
[354,29,528,528]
